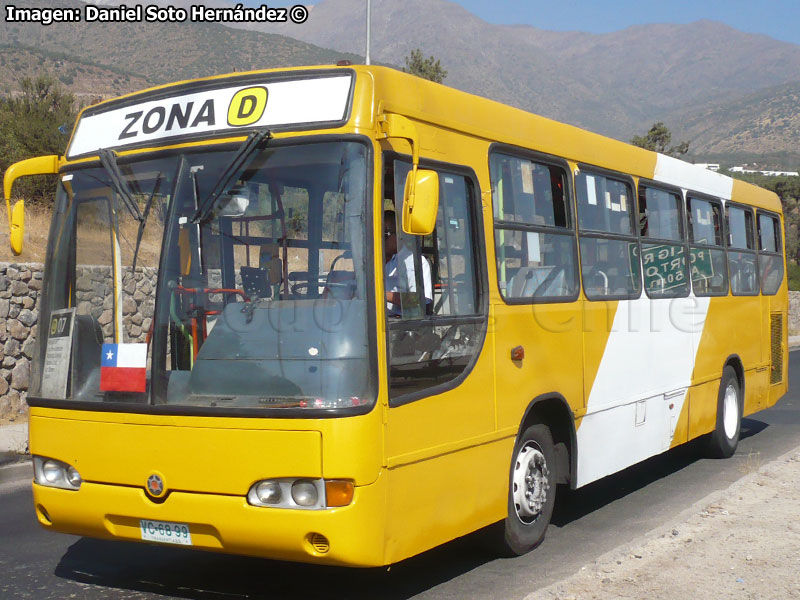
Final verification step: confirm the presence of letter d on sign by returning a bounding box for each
[227,87,268,127]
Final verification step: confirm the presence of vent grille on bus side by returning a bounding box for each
[770,313,784,384]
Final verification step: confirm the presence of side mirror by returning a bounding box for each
[4,155,60,255]
[402,169,439,236]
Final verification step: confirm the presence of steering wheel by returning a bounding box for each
[290,281,312,295]
[533,265,568,297]
[322,280,357,299]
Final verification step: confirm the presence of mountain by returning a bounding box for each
[1,0,359,96]
[0,45,151,99]
[2,0,799,165]
[679,81,800,163]
[246,0,800,162]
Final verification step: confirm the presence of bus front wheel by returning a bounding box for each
[500,423,557,556]
[707,365,742,458]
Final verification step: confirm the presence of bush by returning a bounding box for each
[787,261,800,291]
[0,75,77,205]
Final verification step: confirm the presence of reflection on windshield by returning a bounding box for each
[34,140,374,412]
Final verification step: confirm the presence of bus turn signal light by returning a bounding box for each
[325,480,354,507]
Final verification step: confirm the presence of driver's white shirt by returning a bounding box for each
[385,246,432,316]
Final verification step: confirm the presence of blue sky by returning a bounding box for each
[246,0,800,46]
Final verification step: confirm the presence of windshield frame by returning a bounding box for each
[29,133,379,419]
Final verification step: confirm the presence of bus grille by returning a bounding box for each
[770,313,783,384]
[310,533,330,554]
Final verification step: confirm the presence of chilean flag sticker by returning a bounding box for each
[100,343,147,393]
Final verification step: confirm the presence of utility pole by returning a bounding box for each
[365,0,371,65]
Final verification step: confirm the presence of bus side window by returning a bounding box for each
[639,185,689,299]
[575,170,641,300]
[727,204,759,296]
[490,152,579,302]
[687,196,728,296]
[758,212,783,295]
[384,159,485,402]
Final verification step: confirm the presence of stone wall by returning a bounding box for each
[74,266,157,344]
[0,263,42,419]
[789,291,800,335]
[0,262,157,420]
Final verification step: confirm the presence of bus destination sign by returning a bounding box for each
[66,73,353,159]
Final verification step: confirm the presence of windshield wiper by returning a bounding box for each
[192,130,272,224]
[98,149,144,222]
[131,172,164,271]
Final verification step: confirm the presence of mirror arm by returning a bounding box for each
[4,155,60,221]
[378,112,420,199]
[3,155,61,255]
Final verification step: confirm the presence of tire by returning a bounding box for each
[499,423,557,556]
[706,365,742,458]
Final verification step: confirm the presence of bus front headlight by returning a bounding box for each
[291,480,318,507]
[247,478,340,509]
[255,481,282,504]
[34,456,82,491]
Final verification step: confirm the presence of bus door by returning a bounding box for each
[381,159,495,558]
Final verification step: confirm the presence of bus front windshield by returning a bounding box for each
[34,139,375,412]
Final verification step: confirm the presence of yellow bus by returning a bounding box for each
[4,65,787,566]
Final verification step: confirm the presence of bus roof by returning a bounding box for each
[70,64,781,214]
[361,65,782,214]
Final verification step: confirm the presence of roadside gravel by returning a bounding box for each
[527,447,800,600]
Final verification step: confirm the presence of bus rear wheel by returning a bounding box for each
[707,365,742,458]
[500,423,557,556]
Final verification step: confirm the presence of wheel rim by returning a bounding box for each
[723,383,738,440]
[512,441,549,524]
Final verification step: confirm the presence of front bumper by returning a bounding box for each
[32,473,387,567]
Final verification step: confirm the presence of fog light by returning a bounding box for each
[256,481,282,504]
[291,480,318,507]
[42,460,62,484]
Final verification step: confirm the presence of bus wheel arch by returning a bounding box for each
[707,357,744,458]
[519,393,576,487]
[724,354,745,398]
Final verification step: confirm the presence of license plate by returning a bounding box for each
[139,519,193,546]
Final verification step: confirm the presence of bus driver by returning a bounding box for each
[383,210,432,317]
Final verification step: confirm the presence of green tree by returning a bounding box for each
[403,49,448,84]
[631,122,690,157]
[0,75,77,205]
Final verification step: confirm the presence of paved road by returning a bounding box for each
[2,353,799,600]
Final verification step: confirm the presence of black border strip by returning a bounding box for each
[25,396,375,419]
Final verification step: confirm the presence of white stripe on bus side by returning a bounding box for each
[574,154,728,487]
[575,294,710,487]
[653,154,733,200]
